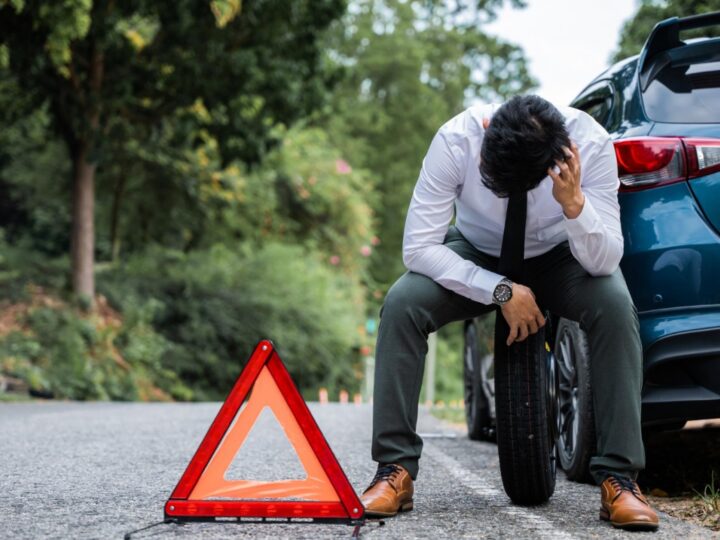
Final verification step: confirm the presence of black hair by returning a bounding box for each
[479,94,570,197]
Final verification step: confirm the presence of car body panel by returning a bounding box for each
[639,308,720,350]
[649,123,720,137]
[646,123,720,237]
[570,28,720,425]
[688,173,720,235]
[619,182,720,313]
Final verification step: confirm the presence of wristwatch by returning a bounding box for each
[492,278,514,306]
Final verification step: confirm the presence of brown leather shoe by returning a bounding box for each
[600,474,659,530]
[360,463,414,517]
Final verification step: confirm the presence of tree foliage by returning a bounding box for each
[0,0,539,402]
[0,0,346,298]
[320,0,537,289]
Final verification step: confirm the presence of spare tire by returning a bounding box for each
[494,312,557,505]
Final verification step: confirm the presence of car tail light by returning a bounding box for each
[683,138,720,179]
[614,136,720,191]
[614,137,685,191]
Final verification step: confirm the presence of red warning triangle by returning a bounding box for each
[164,340,365,523]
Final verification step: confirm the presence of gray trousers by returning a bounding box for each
[372,226,645,485]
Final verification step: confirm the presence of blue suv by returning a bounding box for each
[463,12,720,482]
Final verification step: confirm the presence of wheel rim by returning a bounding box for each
[556,326,580,466]
[545,345,559,476]
[464,324,496,437]
[480,353,495,420]
[464,328,476,427]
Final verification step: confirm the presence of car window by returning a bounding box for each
[571,82,614,128]
[643,59,720,123]
[579,96,613,127]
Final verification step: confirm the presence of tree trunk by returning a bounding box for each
[110,173,126,262]
[71,143,96,305]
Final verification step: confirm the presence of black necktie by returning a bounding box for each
[497,191,527,283]
[495,190,529,356]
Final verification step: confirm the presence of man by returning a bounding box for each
[360,95,659,531]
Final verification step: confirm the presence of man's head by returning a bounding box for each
[479,94,571,197]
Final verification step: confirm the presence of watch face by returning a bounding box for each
[494,284,512,303]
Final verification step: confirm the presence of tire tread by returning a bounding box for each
[494,316,556,505]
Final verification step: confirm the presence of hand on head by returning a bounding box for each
[547,142,585,219]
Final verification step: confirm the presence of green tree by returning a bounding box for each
[85,120,375,273]
[612,0,720,62]
[0,0,345,304]
[0,89,72,257]
[250,126,376,271]
[320,0,537,290]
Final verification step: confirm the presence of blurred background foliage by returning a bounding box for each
[0,0,673,402]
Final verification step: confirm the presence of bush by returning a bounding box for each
[0,296,190,401]
[0,231,69,302]
[99,242,366,400]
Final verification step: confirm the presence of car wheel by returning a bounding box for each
[554,318,595,484]
[494,312,556,504]
[463,320,496,442]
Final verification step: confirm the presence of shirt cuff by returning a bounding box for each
[563,195,600,236]
[471,269,505,305]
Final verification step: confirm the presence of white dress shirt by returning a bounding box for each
[402,102,624,306]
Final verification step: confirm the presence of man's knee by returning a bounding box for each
[583,272,638,330]
[380,272,439,322]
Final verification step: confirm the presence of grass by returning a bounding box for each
[429,404,466,426]
[693,471,720,529]
[0,392,32,402]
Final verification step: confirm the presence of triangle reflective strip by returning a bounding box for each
[189,366,339,501]
[164,340,364,522]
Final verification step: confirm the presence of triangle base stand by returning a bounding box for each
[125,520,367,540]
[164,505,365,525]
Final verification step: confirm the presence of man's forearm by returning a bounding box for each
[562,191,586,220]
[564,194,623,276]
[403,242,504,306]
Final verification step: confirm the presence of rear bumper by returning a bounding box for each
[642,385,720,424]
[641,324,720,423]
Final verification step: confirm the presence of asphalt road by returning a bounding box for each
[0,402,714,539]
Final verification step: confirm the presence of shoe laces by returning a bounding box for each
[369,464,401,490]
[607,474,642,498]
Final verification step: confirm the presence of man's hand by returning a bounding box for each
[500,283,546,346]
[548,142,585,219]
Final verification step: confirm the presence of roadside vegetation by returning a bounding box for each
[0,0,534,402]
[1,0,718,408]
[642,425,720,532]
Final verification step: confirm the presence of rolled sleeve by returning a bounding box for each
[563,133,624,276]
[403,130,504,305]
